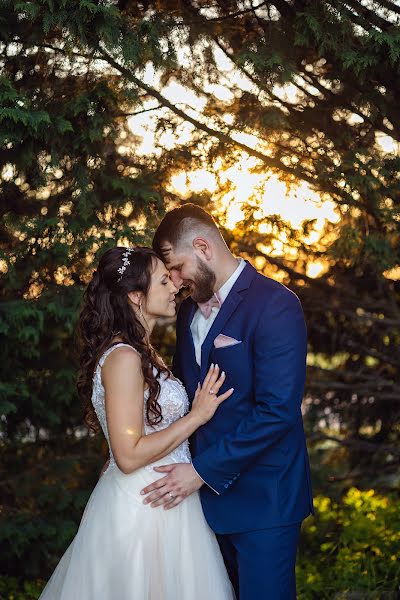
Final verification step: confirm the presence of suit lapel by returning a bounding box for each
[182,299,200,376]
[200,292,243,381]
[199,261,257,381]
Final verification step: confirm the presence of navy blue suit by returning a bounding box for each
[173,261,313,599]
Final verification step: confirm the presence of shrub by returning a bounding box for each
[297,488,400,599]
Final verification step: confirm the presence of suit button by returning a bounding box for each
[224,483,229,488]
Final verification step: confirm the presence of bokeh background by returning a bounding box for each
[1,1,399,598]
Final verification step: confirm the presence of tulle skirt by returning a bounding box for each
[39,461,235,599]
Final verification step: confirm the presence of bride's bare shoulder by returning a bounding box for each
[102,345,142,379]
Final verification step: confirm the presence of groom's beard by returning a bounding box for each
[186,257,216,304]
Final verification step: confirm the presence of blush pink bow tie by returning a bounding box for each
[197,292,222,319]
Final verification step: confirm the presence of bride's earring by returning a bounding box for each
[138,300,149,332]
[139,301,145,320]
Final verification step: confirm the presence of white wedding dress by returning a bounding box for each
[39,343,234,599]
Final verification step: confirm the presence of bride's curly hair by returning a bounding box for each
[77,246,171,434]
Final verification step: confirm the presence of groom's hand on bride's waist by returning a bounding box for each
[140,464,203,509]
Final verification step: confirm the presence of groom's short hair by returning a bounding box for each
[152,203,219,257]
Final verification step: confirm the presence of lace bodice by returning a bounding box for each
[91,343,191,471]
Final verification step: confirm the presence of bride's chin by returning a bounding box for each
[161,304,176,317]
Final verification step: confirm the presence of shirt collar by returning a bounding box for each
[217,258,246,304]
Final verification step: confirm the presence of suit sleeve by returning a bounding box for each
[192,289,307,495]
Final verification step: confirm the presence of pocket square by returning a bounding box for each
[214,334,242,348]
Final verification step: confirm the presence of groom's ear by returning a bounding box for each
[193,237,212,259]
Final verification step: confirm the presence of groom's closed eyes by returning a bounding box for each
[169,263,183,273]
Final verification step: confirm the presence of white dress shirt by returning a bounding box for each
[190,258,246,366]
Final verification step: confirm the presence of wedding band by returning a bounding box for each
[168,492,175,499]
[209,389,215,394]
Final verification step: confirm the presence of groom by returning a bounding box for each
[141,204,314,599]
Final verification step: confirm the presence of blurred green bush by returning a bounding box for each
[297,488,400,599]
[0,576,45,600]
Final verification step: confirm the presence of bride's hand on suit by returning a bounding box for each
[140,364,233,510]
[190,364,234,426]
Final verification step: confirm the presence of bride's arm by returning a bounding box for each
[102,347,231,475]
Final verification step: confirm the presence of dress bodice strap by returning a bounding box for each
[98,343,139,368]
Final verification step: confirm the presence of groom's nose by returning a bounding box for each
[170,271,183,289]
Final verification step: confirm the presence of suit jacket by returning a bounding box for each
[173,261,314,534]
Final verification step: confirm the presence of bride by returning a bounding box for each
[39,246,235,600]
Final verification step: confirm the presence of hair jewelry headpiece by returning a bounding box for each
[117,247,135,281]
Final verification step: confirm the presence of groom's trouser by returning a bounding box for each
[217,523,301,600]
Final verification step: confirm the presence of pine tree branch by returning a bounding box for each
[326,459,399,482]
[375,0,400,16]
[308,365,396,386]
[236,240,332,288]
[297,71,398,140]
[193,0,267,22]
[214,35,396,182]
[339,309,400,327]
[213,37,301,112]
[37,43,95,61]
[308,380,400,400]
[97,44,373,214]
[266,0,294,19]
[330,0,378,33]
[95,45,321,181]
[345,339,400,368]
[114,105,163,118]
[309,433,400,455]
[340,0,394,32]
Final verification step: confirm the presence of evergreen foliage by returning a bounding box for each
[1,0,399,589]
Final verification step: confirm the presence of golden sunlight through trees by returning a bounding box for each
[166,158,339,278]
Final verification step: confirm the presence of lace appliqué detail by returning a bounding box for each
[91,344,191,472]
[143,374,191,471]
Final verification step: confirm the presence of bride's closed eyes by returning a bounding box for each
[161,273,173,285]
